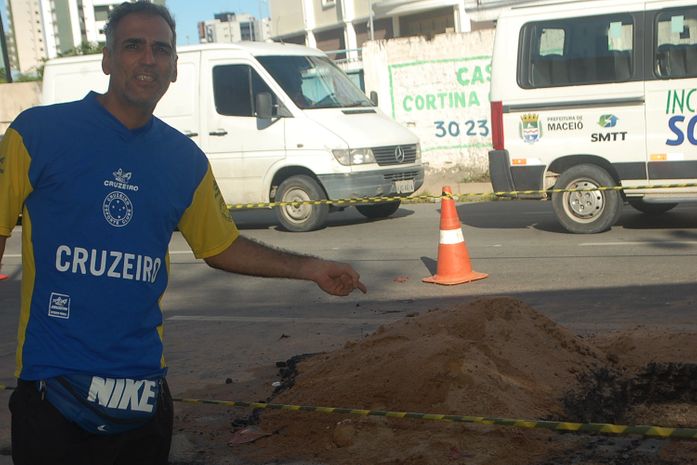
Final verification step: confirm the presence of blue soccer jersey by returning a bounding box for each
[0,92,239,380]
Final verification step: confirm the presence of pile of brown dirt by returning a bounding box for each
[268,297,605,419]
[174,297,697,465]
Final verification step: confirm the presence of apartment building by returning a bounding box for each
[5,0,164,74]
[268,0,534,60]
[5,0,45,73]
[198,11,271,44]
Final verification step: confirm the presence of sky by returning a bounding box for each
[0,0,271,69]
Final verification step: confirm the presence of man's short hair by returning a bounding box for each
[104,1,176,51]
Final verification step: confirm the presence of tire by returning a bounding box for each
[551,164,622,234]
[628,198,677,215]
[355,200,401,219]
[275,175,329,232]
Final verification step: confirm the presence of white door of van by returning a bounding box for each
[155,51,200,143]
[644,4,697,188]
[200,56,286,205]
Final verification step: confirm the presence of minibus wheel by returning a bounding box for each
[628,198,677,215]
[275,175,329,232]
[551,164,622,234]
[356,200,401,219]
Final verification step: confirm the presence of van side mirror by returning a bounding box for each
[369,90,379,106]
[255,92,274,119]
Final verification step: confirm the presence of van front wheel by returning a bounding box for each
[275,175,329,232]
[551,164,622,234]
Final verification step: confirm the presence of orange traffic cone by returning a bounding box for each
[423,186,487,285]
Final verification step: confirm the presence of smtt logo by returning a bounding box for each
[49,292,71,319]
[597,114,618,128]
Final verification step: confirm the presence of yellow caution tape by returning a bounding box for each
[1,383,695,440]
[228,194,439,210]
[229,182,697,210]
[170,396,697,441]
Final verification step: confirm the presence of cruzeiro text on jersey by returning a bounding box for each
[55,245,162,283]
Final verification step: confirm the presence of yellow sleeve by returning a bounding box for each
[178,164,239,259]
[0,128,33,237]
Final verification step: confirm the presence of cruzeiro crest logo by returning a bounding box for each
[519,113,542,144]
[102,168,137,227]
[103,191,133,227]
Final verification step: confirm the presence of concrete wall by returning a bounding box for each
[313,0,341,29]
[0,82,42,135]
[363,30,495,180]
[269,0,305,37]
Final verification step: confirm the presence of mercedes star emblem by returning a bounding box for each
[394,146,405,163]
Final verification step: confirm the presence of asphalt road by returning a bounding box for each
[2,198,697,461]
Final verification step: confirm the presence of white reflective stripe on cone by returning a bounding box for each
[440,229,465,245]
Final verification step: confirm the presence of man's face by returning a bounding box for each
[102,12,177,112]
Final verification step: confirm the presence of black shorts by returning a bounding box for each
[9,377,174,465]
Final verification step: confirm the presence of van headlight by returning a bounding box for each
[415,143,421,162]
[332,148,376,166]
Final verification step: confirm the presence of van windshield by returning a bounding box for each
[257,55,372,109]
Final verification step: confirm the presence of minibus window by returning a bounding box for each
[655,8,697,79]
[522,14,635,88]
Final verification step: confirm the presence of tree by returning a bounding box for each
[0,68,6,83]
[16,72,41,82]
[58,41,103,58]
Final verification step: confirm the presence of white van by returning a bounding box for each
[489,0,697,233]
[42,42,424,231]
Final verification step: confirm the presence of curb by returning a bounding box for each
[416,181,493,197]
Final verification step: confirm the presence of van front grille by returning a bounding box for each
[373,144,418,166]
[384,171,419,182]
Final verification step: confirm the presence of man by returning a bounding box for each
[284,72,313,108]
[0,2,366,464]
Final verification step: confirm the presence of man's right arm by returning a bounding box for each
[204,235,367,296]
